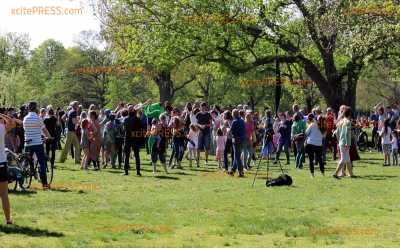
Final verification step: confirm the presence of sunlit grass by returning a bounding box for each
[2,150,400,247]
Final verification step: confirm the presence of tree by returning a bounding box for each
[110,0,400,111]
[97,0,198,103]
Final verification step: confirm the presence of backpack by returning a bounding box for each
[266,174,293,187]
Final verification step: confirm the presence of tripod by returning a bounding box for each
[252,152,286,187]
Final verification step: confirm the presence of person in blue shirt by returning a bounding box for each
[229,109,246,177]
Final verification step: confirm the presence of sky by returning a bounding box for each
[0,0,101,49]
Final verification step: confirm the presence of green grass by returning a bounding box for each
[2,150,400,247]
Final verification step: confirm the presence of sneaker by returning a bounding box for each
[43,184,50,190]
[332,175,340,180]
[273,160,278,165]
[137,172,142,176]
[238,172,245,177]
[6,220,13,225]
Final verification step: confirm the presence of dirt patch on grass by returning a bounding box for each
[200,171,227,180]
[310,226,378,236]
[30,182,101,192]
[97,224,172,234]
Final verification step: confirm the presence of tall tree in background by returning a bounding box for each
[103,0,399,111]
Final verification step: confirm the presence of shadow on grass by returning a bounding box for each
[154,175,179,180]
[170,171,195,176]
[0,225,64,237]
[353,175,398,180]
[8,190,37,195]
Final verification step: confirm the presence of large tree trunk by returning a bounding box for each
[324,72,358,113]
[154,70,174,103]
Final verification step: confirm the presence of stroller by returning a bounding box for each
[6,148,31,191]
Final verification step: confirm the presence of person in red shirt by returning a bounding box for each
[325,107,337,160]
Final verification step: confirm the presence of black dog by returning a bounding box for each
[266,174,293,187]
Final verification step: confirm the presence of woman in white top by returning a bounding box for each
[0,113,21,225]
[305,114,324,177]
[379,118,392,166]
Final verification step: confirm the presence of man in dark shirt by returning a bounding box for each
[229,109,246,177]
[59,101,81,164]
[44,108,58,168]
[123,106,144,176]
[196,102,212,166]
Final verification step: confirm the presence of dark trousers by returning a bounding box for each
[306,144,324,174]
[224,139,234,170]
[172,137,185,162]
[124,140,141,175]
[45,140,56,166]
[26,144,48,185]
[276,140,290,162]
[115,137,124,168]
[232,142,243,173]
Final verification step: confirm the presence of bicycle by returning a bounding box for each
[353,125,369,152]
[24,138,55,187]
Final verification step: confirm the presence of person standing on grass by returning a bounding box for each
[80,119,90,170]
[88,110,102,170]
[305,114,324,178]
[291,113,306,169]
[391,131,398,166]
[380,118,392,166]
[187,124,199,167]
[243,112,255,170]
[44,108,58,169]
[0,113,21,224]
[60,101,81,164]
[333,106,353,179]
[196,102,212,166]
[274,112,291,165]
[123,106,144,176]
[229,109,246,177]
[23,102,52,189]
[222,111,234,172]
[215,128,227,170]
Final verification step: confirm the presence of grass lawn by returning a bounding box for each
[2,150,400,248]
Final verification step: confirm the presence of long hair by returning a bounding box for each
[384,118,390,134]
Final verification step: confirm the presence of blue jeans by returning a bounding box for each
[232,142,243,173]
[25,144,48,185]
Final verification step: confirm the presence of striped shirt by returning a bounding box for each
[23,112,44,146]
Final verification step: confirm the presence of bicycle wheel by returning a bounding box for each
[18,156,33,190]
[358,132,368,152]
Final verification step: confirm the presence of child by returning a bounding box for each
[147,119,168,174]
[187,124,199,167]
[215,128,227,169]
[80,119,90,170]
[391,131,398,166]
[379,119,392,166]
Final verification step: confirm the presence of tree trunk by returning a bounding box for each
[154,70,174,103]
[323,79,357,114]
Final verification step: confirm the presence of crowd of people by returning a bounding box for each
[1,99,400,224]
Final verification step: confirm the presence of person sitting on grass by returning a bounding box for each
[0,112,22,224]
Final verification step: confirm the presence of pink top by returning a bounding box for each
[245,122,254,141]
[216,135,227,151]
